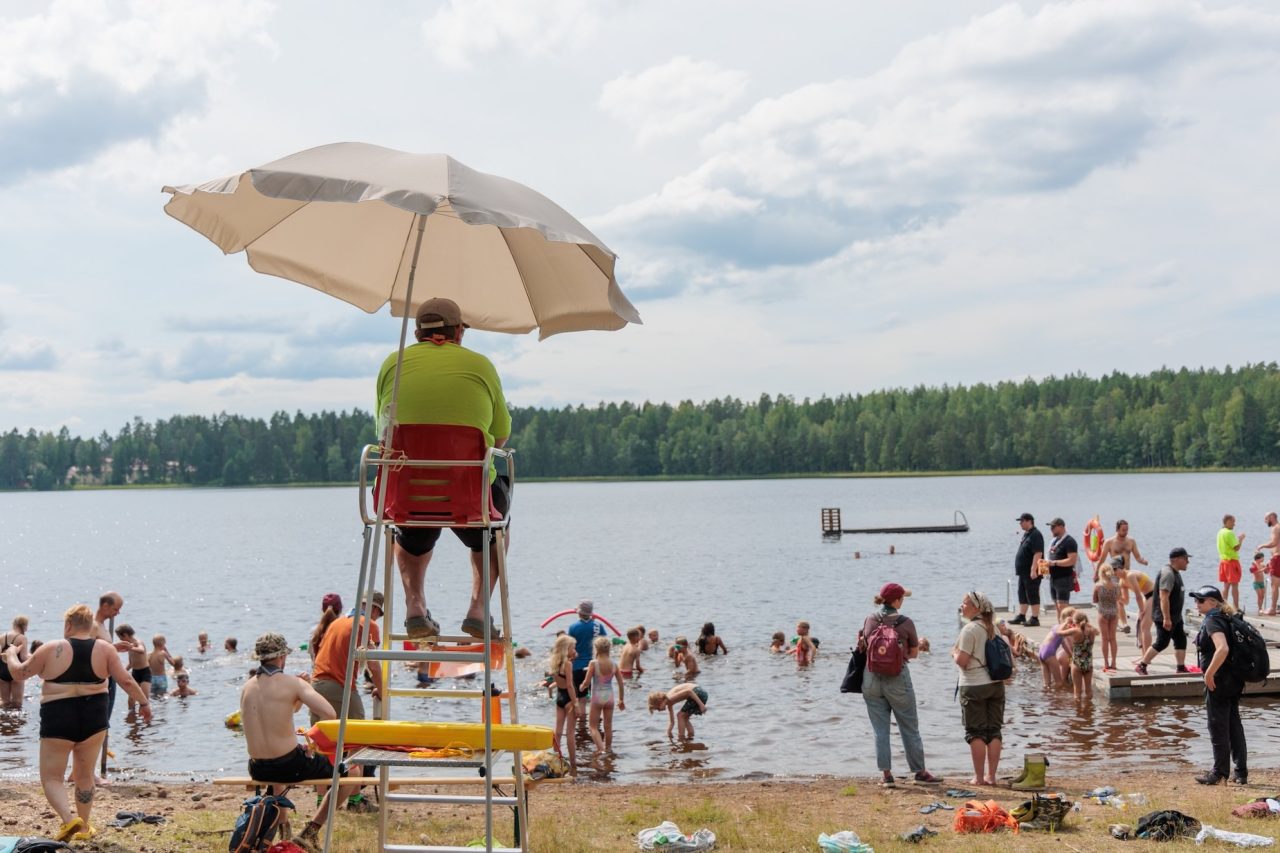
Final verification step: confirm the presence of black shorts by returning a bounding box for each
[1049,574,1074,603]
[41,693,110,743]
[572,668,590,700]
[131,666,152,684]
[248,746,337,784]
[1151,620,1187,652]
[1016,573,1042,606]
[396,475,512,555]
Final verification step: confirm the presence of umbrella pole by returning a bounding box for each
[322,214,426,853]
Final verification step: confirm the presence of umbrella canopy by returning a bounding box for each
[162,142,641,339]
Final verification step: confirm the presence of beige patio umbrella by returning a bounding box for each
[162,141,641,339]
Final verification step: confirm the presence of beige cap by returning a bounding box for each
[252,632,293,660]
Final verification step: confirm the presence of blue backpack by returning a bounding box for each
[229,794,295,852]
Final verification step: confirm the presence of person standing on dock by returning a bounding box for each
[1217,514,1245,611]
[1094,520,1149,634]
[1133,548,1190,676]
[1011,513,1044,628]
[1044,518,1079,620]
[1262,512,1280,616]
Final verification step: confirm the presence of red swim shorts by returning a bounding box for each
[1219,559,1242,584]
[1269,554,1280,579]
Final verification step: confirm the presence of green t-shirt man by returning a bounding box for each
[375,298,511,454]
[1217,520,1242,563]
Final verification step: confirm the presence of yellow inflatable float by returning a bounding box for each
[307,719,552,755]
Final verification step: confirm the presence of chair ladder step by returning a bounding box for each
[386,792,518,806]
[358,649,485,663]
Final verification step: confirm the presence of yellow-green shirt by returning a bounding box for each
[1217,527,1241,562]
[376,341,511,450]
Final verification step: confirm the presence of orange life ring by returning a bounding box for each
[1083,516,1104,563]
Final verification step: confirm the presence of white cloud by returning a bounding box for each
[600,0,1280,269]
[0,0,275,182]
[423,0,608,70]
[599,57,748,144]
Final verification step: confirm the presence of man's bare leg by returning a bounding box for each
[464,541,502,623]
[395,544,432,620]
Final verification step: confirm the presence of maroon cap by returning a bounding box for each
[879,583,910,602]
[321,592,343,613]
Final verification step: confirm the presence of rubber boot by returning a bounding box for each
[1010,753,1047,791]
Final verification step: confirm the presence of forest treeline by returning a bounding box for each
[3,364,1279,490]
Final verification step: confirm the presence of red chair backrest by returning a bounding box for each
[378,424,499,526]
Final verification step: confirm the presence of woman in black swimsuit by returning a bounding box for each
[0,614,30,709]
[2,604,152,842]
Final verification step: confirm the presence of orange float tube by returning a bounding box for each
[1083,515,1104,563]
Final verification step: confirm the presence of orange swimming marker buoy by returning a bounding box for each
[1083,515,1104,563]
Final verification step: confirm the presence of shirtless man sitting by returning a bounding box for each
[1094,520,1149,633]
[239,633,356,852]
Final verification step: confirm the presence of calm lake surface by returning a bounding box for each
[1,472,1278,783]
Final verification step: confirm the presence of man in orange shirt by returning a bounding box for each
[310,591,385,724]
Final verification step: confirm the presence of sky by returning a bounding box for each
[2,0,1279,436]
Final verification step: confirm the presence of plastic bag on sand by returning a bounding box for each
[637,821,716,851]
[817,831,874,853]
[1196,825,1275,847]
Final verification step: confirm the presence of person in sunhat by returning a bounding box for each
[952,590,1004,786]
[1189,585,1249,785]
[378,297,513,642]
[240,632,355,851]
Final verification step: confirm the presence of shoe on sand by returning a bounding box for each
[72,824,97,841]
[405,612,440,640]
[54,817,84,842]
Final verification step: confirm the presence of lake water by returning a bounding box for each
[1,472,1278,784]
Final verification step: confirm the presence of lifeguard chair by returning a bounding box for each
[322,422,529,853]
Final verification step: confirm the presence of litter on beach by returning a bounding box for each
[637,820,715,851]
[817,830,873,852]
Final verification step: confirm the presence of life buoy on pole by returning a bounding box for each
[539,609,621,636]
[1083,515,1104,563]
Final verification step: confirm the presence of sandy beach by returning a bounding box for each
[0,768,1275,851]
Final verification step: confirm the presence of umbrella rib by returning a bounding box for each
[241,201,312,252]
[575,241,613,281]
[498,228,541,331]
[388,211,420,306]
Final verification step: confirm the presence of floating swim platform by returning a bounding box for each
[821,508,969,536]
[307,719,552,754]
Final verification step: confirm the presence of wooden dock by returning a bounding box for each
[821,508,968,536]
[998,604,1280,700]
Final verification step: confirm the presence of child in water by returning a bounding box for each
[696,622,728,655]
[649,683,707,739]
[224,637,238,653]
[1037,611,1073,688]
[170,671,198,697]
[1250,552,1267,616]
[149,635,175,697]
[1093,564,1121,671]
[672,638,700,679]
[115,625,150,711]
[619,628,644,678]
[770,631,787,653]
[791,621,816,667]
[1061,611,1097,702]
[548,635,579,769]
[579,636,625,754]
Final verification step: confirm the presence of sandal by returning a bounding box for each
[54,817,84,842]
[404,612,440,640]
[72,824,97,841]
[461,617,501,640]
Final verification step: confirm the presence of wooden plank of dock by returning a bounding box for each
[995,604,1280,701]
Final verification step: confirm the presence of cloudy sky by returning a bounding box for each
[3,0,1279,435]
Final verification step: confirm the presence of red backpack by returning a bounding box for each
[865,615,906,676]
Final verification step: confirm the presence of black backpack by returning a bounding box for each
[1226,614,1270,683]
[984,634,1014,681]
[228,794,295,853]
